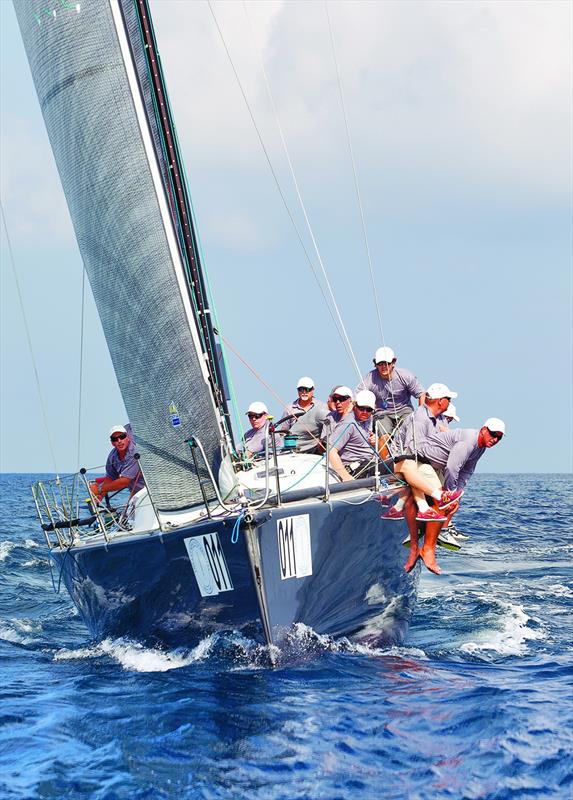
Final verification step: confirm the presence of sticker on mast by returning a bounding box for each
[184,532,234,597]
[277,515,312,580]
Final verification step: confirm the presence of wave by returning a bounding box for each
[459,600,544,657]
[0,617,44,645]
[52,624,428,674]
[0,541,15,561]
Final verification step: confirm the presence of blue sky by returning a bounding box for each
[1,0,571,474]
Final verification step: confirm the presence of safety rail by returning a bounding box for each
[31,468,140,549]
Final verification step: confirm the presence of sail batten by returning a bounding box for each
[14,0,227,512]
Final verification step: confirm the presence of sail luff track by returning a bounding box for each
[128,0,235,451]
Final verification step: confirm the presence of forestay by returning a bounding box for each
[14,0,227,512]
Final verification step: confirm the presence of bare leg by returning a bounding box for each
[403,494,421,573]
[419,520,446,574]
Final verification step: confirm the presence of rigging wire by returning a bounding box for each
[325,1,385,346]
[207,0,361,379]
[1,201,59,477]
[241,0,362,380]
[324,2,401,430]
[76,265,86,470]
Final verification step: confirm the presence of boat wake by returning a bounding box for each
[52,623,427,673]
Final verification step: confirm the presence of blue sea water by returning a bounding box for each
[0,473,571,800]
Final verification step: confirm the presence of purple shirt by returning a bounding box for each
[243,424,283,455]
[357,367,424,414]
[331,417,373,464]
[398,404,442,455]
[419,428,485,491]
[106,441,145,492]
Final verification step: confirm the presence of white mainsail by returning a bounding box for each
[14,0,230,512]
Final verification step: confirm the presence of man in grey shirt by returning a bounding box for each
[328,390,378,481]
[413,417,506,573]
[357,345,426,440]
[243,401,270,457]
[281,376,325,430]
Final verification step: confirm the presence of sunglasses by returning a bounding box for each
[355,405,374,413]
[248,412,265,419]
[487,428,503,440]
[297,387,313,392]
[331,395,350,403]
[376,361,393,367]
[110,433,127,442]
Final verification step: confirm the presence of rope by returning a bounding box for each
[231,511,244,544]
[325,1,385,346]
[76,266,86,470]
[241,0,362,380]
[1,202,59,476]
[208,0,361,379]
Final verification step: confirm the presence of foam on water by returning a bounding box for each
[0,541,15,561]
[459,600,545,656]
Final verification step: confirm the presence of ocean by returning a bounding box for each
[1,473,571,799]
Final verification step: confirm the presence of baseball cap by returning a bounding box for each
[247,401,268,415]
[444,403,460,422]
[355,389,376,409]
[109,425,127,437]
[297,376,315,389]
[374,346,395,364]
[426,382,458,400]
[484,417,506,435]
[331,386,354,400]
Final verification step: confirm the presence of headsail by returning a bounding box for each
[14,0,233,512]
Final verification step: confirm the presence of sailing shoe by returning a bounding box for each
[381,506,405,521]
[444,522,470,540]
[438,489,464,510]
[415,508,447,523]
[375,494,392,506]
[437,528,462,551]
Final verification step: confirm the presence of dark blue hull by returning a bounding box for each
[52,494,417,649]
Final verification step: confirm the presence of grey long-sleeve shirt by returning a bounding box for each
[419,428,485,491]
[357,367,424,414]
[398,404,442,456]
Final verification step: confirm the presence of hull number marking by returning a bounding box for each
[184,532,234,597]
[277,514,312,580]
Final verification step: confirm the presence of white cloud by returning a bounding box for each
[152,0,571,203]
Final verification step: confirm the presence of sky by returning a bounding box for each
[1,0,571,475]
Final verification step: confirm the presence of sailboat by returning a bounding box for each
[15,0,417,651]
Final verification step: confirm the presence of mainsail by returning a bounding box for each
[14,0,233,512]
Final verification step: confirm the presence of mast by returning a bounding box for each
[124,0,234,446]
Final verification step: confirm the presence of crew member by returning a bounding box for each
[357,346,425,445]
[243,402,270,457]
[91,425,144,501]
[328,390,379,481]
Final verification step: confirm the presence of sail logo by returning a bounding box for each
[277,515,312,580]
[184,532,234,597]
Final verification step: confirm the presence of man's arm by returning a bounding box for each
[443,442,474,491]
[328,448,353,482]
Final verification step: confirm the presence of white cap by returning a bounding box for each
[484,417,506,435]
[332,386,354,400]
[247,401,268,415]
[426,382,458,400]
[109,425,127,437]
[374,346,395,364]
[297,376,315,389]
[355,389,376,409]
[444,403,460,422]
